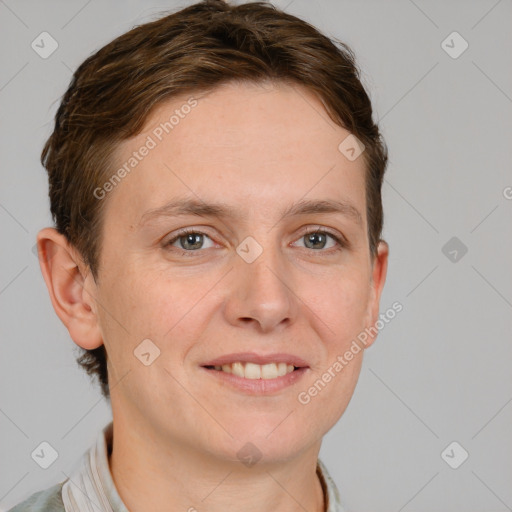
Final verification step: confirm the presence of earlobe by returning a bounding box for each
[36,227,104,350]
[362,240,389,349]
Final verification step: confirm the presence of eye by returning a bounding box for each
[164,226,346,257]
[292,228,345,252]
[165,228,216,254]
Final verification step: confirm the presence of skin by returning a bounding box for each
[38,80,388,512]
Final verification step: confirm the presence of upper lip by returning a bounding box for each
[201,352,310,368]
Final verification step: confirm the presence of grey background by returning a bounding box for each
[1,0,511,511]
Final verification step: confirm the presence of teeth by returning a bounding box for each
[232,362,245,378]
[212,362,297,379]
[261,363,277,379]
[244,362,261,379]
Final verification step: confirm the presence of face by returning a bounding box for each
[82,81,388,464]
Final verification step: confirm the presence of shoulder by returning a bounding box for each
[6,481,66,512]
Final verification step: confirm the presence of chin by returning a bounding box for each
[221,418,316,464]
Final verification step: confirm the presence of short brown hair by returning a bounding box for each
[41,0,388,400]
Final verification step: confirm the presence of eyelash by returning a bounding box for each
[164,227,347,257]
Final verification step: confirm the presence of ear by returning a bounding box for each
[362,240,389,348]
[36,227,103,350]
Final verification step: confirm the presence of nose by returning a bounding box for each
[222,241,297,334]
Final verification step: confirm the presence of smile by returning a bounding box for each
[200,352,309,393]
[205,362,296,380]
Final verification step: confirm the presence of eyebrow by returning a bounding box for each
[139,197,363,228]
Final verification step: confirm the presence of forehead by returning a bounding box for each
[105,81,367,227]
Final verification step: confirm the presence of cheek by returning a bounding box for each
[97,269,210,355]
[295,268,370,416]
[304,267,371,341]
[295,349,364,440]
[94,269,163,358]
[321,354,363,425]
[95,273,196,401]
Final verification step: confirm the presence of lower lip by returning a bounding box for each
[200,366,308,394]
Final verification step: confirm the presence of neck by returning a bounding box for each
[108,420,325,512]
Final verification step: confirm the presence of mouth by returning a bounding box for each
[203,361,299,380]
[200,353,309,393]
